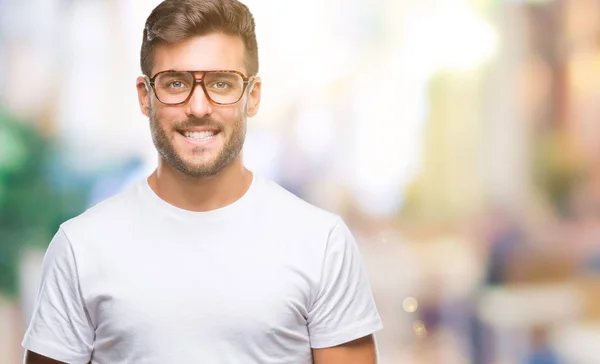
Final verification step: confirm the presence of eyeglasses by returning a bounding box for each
[147,70,253,106]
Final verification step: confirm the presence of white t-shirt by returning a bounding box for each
[22,174,383,364]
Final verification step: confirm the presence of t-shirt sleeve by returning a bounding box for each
[307,218,383,348]
[22,228,94,363]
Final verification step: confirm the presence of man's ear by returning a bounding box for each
[246,77,261,118]
[136,76,151,117]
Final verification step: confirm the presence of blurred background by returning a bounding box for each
[1,0,600,363]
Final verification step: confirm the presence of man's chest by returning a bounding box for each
[83,238,314,349]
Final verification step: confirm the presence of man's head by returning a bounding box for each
[136,0,261,178]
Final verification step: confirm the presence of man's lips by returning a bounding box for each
[177,128,221,145]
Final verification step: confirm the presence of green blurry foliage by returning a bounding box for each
[0,108,88,298]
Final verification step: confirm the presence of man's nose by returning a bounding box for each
[185,82,213,117]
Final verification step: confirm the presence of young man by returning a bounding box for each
[22,1,383,363]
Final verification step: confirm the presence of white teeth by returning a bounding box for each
[184,131,216,140]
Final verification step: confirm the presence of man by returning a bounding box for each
[22,0,383,363]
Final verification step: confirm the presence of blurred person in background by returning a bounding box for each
[21,0,382,363]
[523,326,559,364]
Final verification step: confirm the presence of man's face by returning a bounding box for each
[136,33,261,178]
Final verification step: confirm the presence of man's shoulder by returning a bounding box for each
[258,177,340,228]
[61,182,141,235]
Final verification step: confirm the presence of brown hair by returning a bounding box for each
[141,0,259,77]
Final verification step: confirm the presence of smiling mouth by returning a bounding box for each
[180,130,219,141]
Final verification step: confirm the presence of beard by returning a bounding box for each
[149,108,246,178]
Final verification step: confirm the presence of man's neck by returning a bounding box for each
[148,158,253,212]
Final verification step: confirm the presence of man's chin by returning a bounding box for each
[177,162,221,178]
[161,144,240,177]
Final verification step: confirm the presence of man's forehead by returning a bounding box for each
[152,33,247,75]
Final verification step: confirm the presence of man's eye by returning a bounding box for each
[212,81,231,89]
[167,80,187,88]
